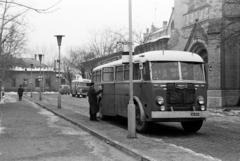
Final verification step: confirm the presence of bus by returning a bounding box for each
[71,79,91,98]
[92,50,209,133]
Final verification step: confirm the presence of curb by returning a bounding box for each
[26,97,152,161]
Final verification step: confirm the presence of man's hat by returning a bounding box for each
[90,82,94,86]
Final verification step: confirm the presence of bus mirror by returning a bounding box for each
[139,63,143,70]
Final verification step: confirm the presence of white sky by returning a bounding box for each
[26,0,174,57]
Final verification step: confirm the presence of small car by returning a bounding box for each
[60,85,70,95]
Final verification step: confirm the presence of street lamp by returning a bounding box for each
[30,64,33,97]
[127,0,136,138]
[55,35,64,109]
[42,55,45,93]
[38,54,43,101]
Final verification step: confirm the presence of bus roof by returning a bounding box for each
[94,50,204,71]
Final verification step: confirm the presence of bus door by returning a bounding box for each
[140,62,152,116]
[101,67,115,116]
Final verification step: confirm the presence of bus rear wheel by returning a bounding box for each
[181,120,203,133]
[135,104,148,133]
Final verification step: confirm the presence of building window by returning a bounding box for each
[11,79,16,87]
[35,79,40,87]
[45,79,49,87]
[61,79,65,84]
[23,78,28,87]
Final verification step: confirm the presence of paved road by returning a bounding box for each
[38,93,240,161]
[0,95,136,161]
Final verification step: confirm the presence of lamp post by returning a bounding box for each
[42,55,45,93]
[38,54,43,101]
[0,79,2,102]
[127,0,136,138]
[30,64,33,97]
[55,35,64,109]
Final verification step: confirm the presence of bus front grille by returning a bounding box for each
[166,83,195,107]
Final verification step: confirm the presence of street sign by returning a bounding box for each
[117,42,124,52]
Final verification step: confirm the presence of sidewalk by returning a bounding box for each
[25,95,218,161]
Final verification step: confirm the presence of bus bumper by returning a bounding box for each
[151,111,210,119]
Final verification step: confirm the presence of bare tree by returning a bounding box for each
[65,46,92,79]
[88,27,126,57]
[0,0,61,101]
[45,73,54,92]
[61,57,74,87]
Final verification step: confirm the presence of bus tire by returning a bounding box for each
[135,103,148,133]
[181,120,203,133]
[98,99,106,120]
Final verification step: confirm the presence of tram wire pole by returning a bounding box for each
[127,0,137,139]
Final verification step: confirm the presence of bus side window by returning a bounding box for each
[143,62,150,81]
[93,71,96,83]
[96,70,101,82]
[133,63,141,80]
[124,64,129,80]
[103,67,114,82]
[115,66,123,81]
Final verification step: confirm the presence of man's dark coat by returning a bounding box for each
[87,86,102,114]
[18,87,24,96]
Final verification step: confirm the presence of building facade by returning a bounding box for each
[3,58,69,92]
[169,0,240,107]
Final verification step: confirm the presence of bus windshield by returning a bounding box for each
[181,62,204,81]
[151,62,205,81]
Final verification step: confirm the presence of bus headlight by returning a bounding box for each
[200,105,205,111]
[160,106,165,111]
[156,96,164,105]
[197,96,204,105]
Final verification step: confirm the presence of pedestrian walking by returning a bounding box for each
[87,82,103,121]
[17,85,24,101]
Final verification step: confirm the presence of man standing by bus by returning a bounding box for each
[87,82,103,121]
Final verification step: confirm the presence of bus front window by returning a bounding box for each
[151,62,179,80]
[181,62,204,81]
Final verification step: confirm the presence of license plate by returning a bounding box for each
[191,112,199,116]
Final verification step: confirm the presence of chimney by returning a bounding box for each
[163,21,168,30]
[34,54,37,61]
[146,28,149,34]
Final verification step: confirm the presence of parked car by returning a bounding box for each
[60,85,70,95]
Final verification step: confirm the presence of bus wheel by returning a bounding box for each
[135,104,148,133]
[98,99,106,120]
[181,120,203,133]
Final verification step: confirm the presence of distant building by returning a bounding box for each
[3,57,69,92]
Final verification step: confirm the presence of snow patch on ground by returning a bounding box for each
[169,144,222,161]
[0,127,5,134]
[0,92,17,104]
